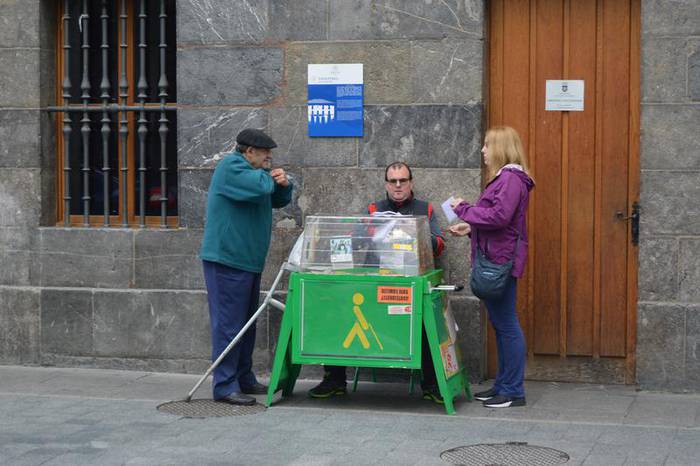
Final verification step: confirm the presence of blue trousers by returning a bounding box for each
[483,276,526,398]
[203,260,260,399]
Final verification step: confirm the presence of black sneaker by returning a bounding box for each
[216,392,256,406]
[240,382,268,395]
[474,387,498,401]
[483,394,526,408]
[422,386,444,405]
[308,376,347,398]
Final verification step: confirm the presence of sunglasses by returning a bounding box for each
[386,178,411,185]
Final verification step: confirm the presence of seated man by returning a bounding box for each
[308,161,447,404]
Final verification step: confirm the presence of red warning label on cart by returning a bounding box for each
[377,286,412,304]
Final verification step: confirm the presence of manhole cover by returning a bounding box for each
[441,442,569,466]
[157,399,266,418]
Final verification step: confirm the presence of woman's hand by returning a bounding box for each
[448,223,471,237]
[450,197,465,209]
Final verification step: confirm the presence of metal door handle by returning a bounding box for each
[615,211,633,220]
[615,202,640,246]
[429,284,464,293]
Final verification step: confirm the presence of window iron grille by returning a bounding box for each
[47,0,177,228]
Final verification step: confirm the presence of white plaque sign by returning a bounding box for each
[545,80,584,111]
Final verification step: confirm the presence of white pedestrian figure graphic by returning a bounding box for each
[308,99,335,125]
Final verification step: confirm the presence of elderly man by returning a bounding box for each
[308,161,447,404]
[200,128,293,405]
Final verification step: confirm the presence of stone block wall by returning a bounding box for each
[0,0,54,364]
[176,0,486,381]
[3,0,700,393]
[0,1,487,382]
[4,0,700,393]
[637,0,700,390]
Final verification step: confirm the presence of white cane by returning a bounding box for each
[185,263,288,402]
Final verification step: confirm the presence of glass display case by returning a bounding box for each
[298,215,435,276]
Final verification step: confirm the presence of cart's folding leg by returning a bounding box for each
[423,309,456,414]
[266,308,297,406]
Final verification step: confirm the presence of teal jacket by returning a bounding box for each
[200,151,293,273]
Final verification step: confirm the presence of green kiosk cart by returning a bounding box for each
[266,215,471,414]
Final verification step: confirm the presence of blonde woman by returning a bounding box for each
[449,126,534,408]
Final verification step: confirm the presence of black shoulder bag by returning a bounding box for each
[470,228,519,301]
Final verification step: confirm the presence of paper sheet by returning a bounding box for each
[441,197,458,223]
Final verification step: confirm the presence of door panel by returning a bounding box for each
[487,0,640,383]
[566,0,597,356]
[599,0,631,358]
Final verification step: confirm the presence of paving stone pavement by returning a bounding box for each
[1,366,699,465]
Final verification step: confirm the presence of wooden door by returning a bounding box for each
[487,0,640,383]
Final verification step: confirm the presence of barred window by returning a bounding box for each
[52,0,177,227]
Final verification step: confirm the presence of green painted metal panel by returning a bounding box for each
[298,278,417,361]
[269,268,472,414]
[289,272,439,368]
[431,293,451,344]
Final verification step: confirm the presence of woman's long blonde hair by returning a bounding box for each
[484,126,530,183]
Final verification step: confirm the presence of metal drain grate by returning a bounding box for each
[157,399,266,418]
[441,442,569,466]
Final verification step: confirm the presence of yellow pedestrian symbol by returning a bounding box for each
[343,293,384,350]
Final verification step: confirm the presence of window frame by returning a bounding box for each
[54,0,178,228]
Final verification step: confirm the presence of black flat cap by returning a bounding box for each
[236,128,277,149]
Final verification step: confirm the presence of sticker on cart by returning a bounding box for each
[329,237,353,263]
[440,342,460,378]
[377,286,412,304]
[387,305,412,315]
[391,243,414,251]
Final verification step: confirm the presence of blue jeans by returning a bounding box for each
[483,276,526,398]
[203,260,260,399]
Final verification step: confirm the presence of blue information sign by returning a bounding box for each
[308,64,363,137]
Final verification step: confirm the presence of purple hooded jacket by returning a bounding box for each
[452,166,535,277]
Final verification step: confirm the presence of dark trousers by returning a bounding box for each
[324,328,438,388]
[483,276,526,398]
[203,260,260,399]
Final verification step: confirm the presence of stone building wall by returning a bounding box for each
[0,1,486,382]
[3,0,698,392]
[0,0,55,365]
[637,0,700,390]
